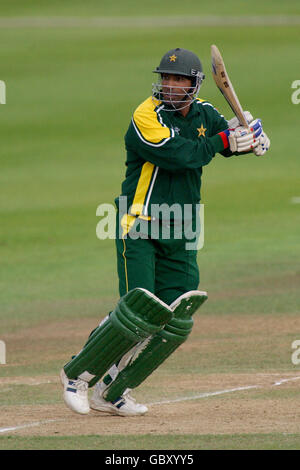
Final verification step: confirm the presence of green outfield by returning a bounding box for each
[0,0,300,451]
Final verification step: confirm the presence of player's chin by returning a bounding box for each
[162,94,172,103]
[162,96,181,108]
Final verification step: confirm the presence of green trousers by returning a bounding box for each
[116,213,200,306]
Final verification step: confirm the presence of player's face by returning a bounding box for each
[161,73,193,109]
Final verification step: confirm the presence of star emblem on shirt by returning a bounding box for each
[197,124,207,137]
[169,54,177,62]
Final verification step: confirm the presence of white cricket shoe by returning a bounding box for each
[60,368,90,415]
[90,381,148,417]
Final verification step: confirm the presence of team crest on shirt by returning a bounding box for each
[197,124,207,137]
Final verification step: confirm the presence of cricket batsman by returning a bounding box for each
[60,48,270,416]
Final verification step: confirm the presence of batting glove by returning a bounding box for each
[253,130,270,156]
[219,119,262,153]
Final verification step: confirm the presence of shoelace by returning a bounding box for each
[69,378,88,392]
[123,391,137,404]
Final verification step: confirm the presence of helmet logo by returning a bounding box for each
[169,54,177,62]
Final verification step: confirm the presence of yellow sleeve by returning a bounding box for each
[132,97,174,146]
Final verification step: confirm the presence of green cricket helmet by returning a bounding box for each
[152,48,205,111]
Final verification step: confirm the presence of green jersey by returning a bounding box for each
[116,96,230,218]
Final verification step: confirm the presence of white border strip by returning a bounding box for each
[0,386,258,434]
[144,166,159,216]
[0,419,64,434]
[1,377,300,434]
[272,376,300,386]
[147,385,259,406]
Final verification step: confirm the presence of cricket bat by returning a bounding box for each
[211,44,249,129]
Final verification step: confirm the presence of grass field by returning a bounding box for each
[0,0,300,451]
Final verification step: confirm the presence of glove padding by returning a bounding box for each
[224,119,262,153]
[253,130,270,156]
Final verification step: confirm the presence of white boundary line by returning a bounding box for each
[0,419,64,434]
[272,376,300,386]
[0,385,257,434]
[147,385,259,406]
[1,376,299,434]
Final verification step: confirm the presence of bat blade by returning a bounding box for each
[211,44,249,128]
